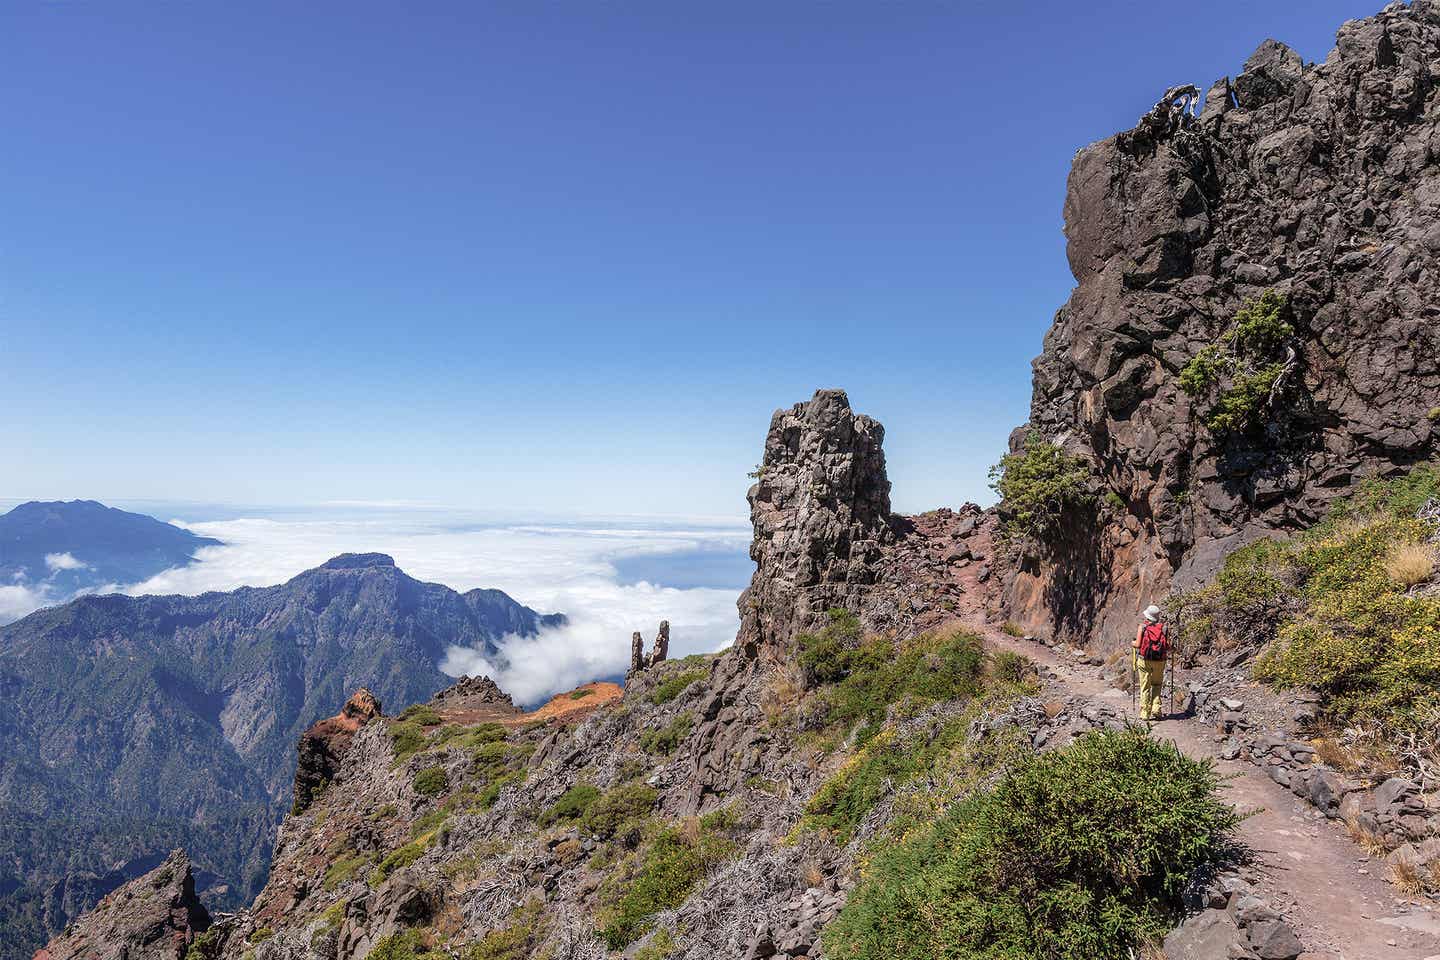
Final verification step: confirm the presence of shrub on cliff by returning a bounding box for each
[639,712,693,755]
[596,823,737,948]
[798,612,986,742]
[413,766,449,797]
[1180,291,1298,434]
[649,669,707,705]
[823,730,1236,960]
[582,784,658,839]
[988,434,1097,543]
[538,783,600,828]
[1177,465,1440,777]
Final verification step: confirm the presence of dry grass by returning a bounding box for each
[801,860,826,889]
[1384,540,1436,588]
[1390,857,1428,897]
[1001,621,1026,638]
[1344,815,1392,858]
[1136,934,1167,960]
[1312,738,1365,775]
[761,666,804,727]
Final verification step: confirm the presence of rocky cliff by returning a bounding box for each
[32,851,210,960]
[1010,0,1440,643]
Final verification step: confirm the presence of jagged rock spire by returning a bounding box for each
[736,389,894,655]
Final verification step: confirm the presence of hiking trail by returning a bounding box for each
[980,624,1440,960]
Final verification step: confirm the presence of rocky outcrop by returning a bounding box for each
[431,674,514,709]
[736,389,894,656]
[627,621,671,676]
[1012,1,1440,642]
[291,689,382,814]
[33,851,211,960]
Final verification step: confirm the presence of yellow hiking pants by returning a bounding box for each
[1136,655,1166,720]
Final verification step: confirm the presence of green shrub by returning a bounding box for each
[1326,463,1440,526]
[471,740,514,779]
[649,669,707,705]
[1179,467,1440,762]
[570,688,595,700]
[475,770,526,810]
[389,722,426,762]
[1179,292,1296,434]
[989,650,1034,684]
[318,900,346,931]
[538,784,601,828]
[989,434,1097,541]
[366,929,446,960]
[397,704,443,725]
[322,854,370,891]
[639,713,693,755]
[413,766,449,797]
[246,928,274,944]
[824,730,1237,960]
[462,900,545,960]
[597,826,736,948]
[698,802,743,833]
[798,614,986,740]
[184,930,220,960]
[370,840,428,885]
[582,784,658,839]
[634,928,677,960]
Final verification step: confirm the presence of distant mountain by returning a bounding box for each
[0,500,222,616]
[0,552,563,959]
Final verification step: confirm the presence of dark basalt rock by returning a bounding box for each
[736,389,894,656]
[1011,1,1440,641]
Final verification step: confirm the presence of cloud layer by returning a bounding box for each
[116,510,751,704]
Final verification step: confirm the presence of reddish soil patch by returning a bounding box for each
[521,682,623,725]
[435,681,622,729]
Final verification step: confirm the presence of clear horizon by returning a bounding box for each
[2,2,1380,516]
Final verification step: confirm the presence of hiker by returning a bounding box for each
[1133,604,1169,721]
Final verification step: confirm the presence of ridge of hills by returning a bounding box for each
[0,553,563,958]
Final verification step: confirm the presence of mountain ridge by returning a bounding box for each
[0,554,564,960]
[0,500,223,621]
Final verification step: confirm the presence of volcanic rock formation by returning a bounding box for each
[291,689,383,815]
[1011,0,1440,642]
[735,389,894,656]
[32,851,210,960]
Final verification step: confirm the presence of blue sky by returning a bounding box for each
[1,1,1379,517]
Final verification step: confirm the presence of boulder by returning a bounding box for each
[1164,909,1245,960]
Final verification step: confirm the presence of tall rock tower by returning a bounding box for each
[735,389,894,656]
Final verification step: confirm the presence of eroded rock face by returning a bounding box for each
[736,389,894,656]
[1014,2,1440,642]
[34,851,210,960]
[292,688,382,814]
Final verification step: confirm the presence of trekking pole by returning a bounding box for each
[1168,641,1175,719]
[1130,642,1137,718]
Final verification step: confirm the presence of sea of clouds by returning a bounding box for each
[1,507,752,704]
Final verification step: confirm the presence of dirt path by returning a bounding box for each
[980,627,1440,960]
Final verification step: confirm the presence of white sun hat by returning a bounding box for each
[1143,604,1162,622]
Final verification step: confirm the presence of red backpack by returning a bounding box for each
[1139,622,1169,660]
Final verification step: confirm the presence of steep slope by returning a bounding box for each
[0,500,222,621]
[0,553,563,960]
[1008,0,1440,642]
[32,851,211,960]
